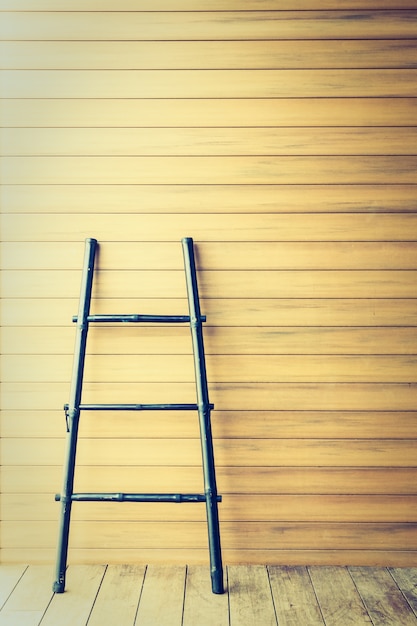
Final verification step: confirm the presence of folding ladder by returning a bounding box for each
[53,237,224,594]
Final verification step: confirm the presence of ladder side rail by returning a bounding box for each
[181,237,224,595]
[53,237,98,593]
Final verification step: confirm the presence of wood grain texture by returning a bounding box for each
[3,269,417,299]
[4,353,417,383]
[3,70,417,99]
[389,567,417,615]
[85,565,145,626]
[0,565,27,609]
[4,242,417,271]
[3,184,416,213]
[2,548,417,567]
[269,566,324,626]
[3,327,417,356]
[349,567,417,626]
[2,435,417,467]
[308,566,371,626]
[2,563,417,626]
[0,565,55,626]
[3,99,417,128]
[134,566,186,626]
[3,466,417,496]
[4,156,417,185]
[33,565,107,626]
[228,565,277,626]
[2,298,416,327]
[4,493,417,523]
[3,214,417,241]
[2,11,417,41]
[183,566,229,626]
[6,127,417,156]
[2,1,417,9]
[3,409,417,440]
[1,3,417,566]
[3,520,417,550]
[4,40,417,70]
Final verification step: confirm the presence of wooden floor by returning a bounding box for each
[0,564,417,626]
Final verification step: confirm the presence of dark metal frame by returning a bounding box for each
[53,237,224,594]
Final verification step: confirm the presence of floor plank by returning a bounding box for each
[88,565,145,626]
[389,568,417,617]
[0,564,416,625]
[268,566,325,626]
[0,565,54,626]
[134,565,186,626]
[40,565,106,626]
[309,566,372,626]
[0,564,27,609]
[228,565,277,626]
[350,566,417,626]
[182,565,229,626]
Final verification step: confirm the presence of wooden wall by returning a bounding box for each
[1,1,417,566]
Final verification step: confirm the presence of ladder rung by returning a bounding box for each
[55,492,222,503]
[73,314,206,323]
[73,403,214,411]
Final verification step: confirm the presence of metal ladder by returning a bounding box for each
[52,237,224,594]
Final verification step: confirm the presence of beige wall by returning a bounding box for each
[1,1,417,566]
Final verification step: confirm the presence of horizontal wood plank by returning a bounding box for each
[3,269,417,299]
[3,327,417,356]
[5,242,417,271]
[3,493,417,523]
[3,409,417,440]
[2,12,417,41]
[3,436,417,467]
[3,184,416,214]
[2,298,416,327]
[3,1,417,10]
[3,214,417,243]
[4,354,417,383]
[5,127,417,157]
[4,40,417,70]
[4,156,417,185]
[3,466,417,496]
[3,548,417,568]
[3,99,417,128]
[3,520,417,550]
[1,548,417,568]
[3,70,417,98]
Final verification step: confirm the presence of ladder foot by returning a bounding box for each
[53,580,65,594]
[211,570,225,594]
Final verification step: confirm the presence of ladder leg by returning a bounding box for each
[53,238,97,593]
[182,238,224,594]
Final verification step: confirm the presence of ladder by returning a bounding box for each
[52,237,224,595]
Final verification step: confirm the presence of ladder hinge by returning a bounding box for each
[63,404,70,432]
